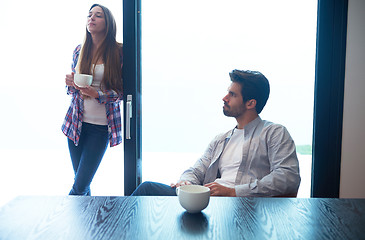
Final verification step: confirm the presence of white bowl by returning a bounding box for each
[176,185,210,213]
[74,74,93,87]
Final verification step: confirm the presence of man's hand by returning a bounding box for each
[204,182,236,196]
[170,181,191,188]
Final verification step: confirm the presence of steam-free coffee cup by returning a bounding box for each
[74,73,93,87]
[176,185,210,213]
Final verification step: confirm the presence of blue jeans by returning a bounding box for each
[131,181,177,196]
[68,122,109,196]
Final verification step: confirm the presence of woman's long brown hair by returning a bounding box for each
[77,4,123,94]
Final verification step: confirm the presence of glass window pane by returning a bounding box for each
[142,0,317,197]
[0,0,123,206]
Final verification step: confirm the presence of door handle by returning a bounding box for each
[126,95,132,139]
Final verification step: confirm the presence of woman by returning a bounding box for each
[62,4,123,195]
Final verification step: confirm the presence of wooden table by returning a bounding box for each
[0,196,364,240]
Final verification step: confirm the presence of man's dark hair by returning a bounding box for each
[229,69,270,114]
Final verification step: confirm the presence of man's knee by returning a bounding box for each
[131,181,154,196]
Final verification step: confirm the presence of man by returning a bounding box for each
[132,69,300,197]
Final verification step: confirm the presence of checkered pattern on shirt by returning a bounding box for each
[61,45,123,147]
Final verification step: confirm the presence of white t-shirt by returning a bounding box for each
[83,64,108,125]
[215,128,245,187]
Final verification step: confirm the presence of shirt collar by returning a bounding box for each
[227,116,262,139]
[242,116,262,136]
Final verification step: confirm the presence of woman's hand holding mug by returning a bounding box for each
[65,72,75,87]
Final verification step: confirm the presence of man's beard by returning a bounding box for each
[223,104,245,118]
[223,108,232,117]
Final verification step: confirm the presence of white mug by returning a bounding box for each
[74,73,93,87]
[176,185,210,213]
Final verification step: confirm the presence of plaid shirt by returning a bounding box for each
[62,45,123,147]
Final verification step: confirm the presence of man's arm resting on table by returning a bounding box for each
[171,181,237,197]
[204,182,237,196]
[170,181,192,188]
[234,169,300,197]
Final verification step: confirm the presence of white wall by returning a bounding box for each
[340,0,365,198]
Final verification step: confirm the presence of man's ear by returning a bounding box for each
[246,99,257,110]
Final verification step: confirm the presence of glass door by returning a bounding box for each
[0,1,124,206]
[123,0,142,195]
[141,0,317,197]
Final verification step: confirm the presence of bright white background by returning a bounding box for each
[141,1,317,198]
[0,1,316,207]
[0,0,123,207]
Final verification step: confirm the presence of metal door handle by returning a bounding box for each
[126,95,132,139]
